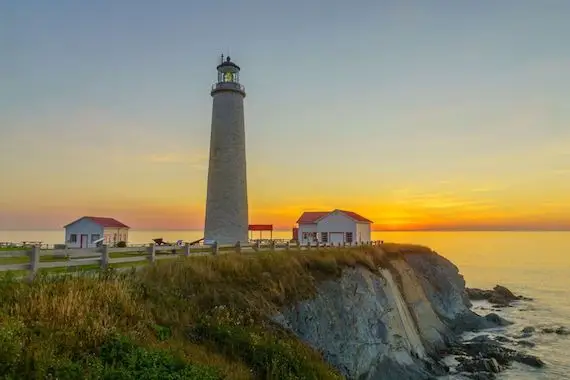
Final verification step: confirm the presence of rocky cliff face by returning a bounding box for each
[273,249,495,380]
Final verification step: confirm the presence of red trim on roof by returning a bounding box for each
[64,216,130,228]
[338,210,374,223]
[296,210,373,224]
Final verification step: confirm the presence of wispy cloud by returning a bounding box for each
[147,154,187,164]
[141,152,208,168]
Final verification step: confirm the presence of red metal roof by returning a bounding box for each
[65,216,130,228]
[296,210,373,224]
[248,224,273,231]
[296,211,330,224]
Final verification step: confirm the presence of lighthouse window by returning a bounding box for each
[224,72,234,82]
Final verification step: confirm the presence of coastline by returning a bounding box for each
[0,243,554,379]
[0,232,568,379]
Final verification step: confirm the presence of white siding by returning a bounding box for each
[103,227,130,245]
[65,218,104,248]
[355,222,371,242]
[316,211,357,244]
[298,223,317,245]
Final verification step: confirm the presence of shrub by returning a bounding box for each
[116,241,127,248]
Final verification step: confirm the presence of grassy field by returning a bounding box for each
[0,243,433,379]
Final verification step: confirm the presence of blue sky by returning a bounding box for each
[1,1,569,230]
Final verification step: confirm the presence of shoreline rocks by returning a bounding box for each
[275,252,545,379]
[442,335,545,379]
[466,285,532,307]
[542,326,569,336]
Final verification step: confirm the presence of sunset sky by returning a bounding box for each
[1,1,569,231]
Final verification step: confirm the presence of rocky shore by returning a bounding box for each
[275,249,547,380]
[441,284,553,379]
[466,285,533,307]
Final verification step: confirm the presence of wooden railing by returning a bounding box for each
[0,241,383,281]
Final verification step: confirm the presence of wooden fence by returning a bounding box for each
[0,241,383,281]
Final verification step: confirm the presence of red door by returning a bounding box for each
[80,234,88,248]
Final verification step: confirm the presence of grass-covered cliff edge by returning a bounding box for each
[0,244,489,379]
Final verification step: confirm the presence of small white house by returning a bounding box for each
[296,209,373,245]
[64,216,130,248]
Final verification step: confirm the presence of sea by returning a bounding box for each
[1,230,568,379]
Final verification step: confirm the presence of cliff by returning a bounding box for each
[0,244,531,379]
[274,245,492,379]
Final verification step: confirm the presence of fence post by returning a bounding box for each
[212,242,219,255]
[28,245,40,282]
[285,241,290,252]
[270,240,275,252]
[147,243,156,264]
[100,244,109,270]
[184,243,191,257]
[296,241,300,251]
[235,241,241,254]
[306,242,311,251]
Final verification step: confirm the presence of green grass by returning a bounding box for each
[0,243,434,379]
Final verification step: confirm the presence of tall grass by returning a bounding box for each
[0,244,433,379]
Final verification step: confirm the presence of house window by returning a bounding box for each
[91,234,100,243]
[320,232,328,243]
[69,234,77,243]
[346,232,353,243]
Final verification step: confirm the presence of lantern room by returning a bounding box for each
[211,54,245,96]
[217,55,240,83]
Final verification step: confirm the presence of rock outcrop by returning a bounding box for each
[273,248,543,380]
[466,285,532,307]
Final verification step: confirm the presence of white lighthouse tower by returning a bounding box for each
[204,55,249,245]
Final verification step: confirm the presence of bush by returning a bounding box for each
[116,241,127,248]
[192,322,340,380]
[0,331,222,380]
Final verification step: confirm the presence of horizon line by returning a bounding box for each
[2,228,570,232]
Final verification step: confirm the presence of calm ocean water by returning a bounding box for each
[1,230,568,379]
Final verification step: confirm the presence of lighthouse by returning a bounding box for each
[204,55,249,245]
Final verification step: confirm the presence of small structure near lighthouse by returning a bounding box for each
[204,55,249,245]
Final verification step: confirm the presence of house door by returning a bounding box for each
[80,234,88,248]
[329,232,344,245]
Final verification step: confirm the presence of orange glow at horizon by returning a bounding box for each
[2,162,570,231]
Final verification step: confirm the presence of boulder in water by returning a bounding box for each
[456,357,501,374]
[484,313,513,326]
[466,285,528,307]
[555,326,569,336]
[514,353,545,368]
[541,326,569,335]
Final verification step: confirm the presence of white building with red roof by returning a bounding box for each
[64,216,130,248]
[295,209,373,245]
